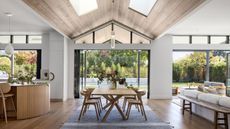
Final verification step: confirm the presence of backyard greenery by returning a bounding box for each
[0,51,37,80]
[81,50,148,79]
[173,51,227,87]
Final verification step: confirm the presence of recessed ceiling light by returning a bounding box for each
[129,0,157,16]
[69,0,98,16]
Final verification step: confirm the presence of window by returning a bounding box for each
[69,0,98,16]
[75,23,150,44]
[0,51,11,80]
[172,36,190,44]
[132,33,150,44]
[173,50,229,88]
[28,36,42,44]
[0,36,10,44]
[211,36,227,44]
[95,25,111,43]
[75,34,93,44]
[114,25,130,43]
[77,50,149,98]
[0,50,40,80]
[13,36,26,44]
[173,51,206,87]
[192,36,208,44]
[129,0,157,16]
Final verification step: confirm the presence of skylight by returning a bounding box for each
[129,0,157,16]
[69,0,98,16]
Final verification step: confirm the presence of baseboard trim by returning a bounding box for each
[50,98,63,102]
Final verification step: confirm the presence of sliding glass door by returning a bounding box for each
[227,53,230,96]
[74,50,150,98]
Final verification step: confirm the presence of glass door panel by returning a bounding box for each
[226,53,230,96]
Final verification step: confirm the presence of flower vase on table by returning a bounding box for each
[111,81,117,89]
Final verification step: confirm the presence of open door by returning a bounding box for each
[226,53,230,96]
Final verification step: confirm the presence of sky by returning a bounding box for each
[173,52,193,62]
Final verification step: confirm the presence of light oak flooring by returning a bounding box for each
[0,99,214,129]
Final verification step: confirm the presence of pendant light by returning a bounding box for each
[5,12,14,55]
[111,0,115,49]
[111,30,115,49]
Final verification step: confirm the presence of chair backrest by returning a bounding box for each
[0,83,11,94]
[136,90,146,104]
[80,90,92,103]
[85,88,95,93]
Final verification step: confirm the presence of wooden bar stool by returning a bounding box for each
[126,90,147,120]
[0,83,16,123]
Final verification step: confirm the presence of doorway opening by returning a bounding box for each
[74,49,150,98]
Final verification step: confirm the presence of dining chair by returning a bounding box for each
[78,91,100,121]
[126,90,147,120]
[0,83,16,123]
[122,87,140,112]
[122,95,136,111]
[85,88,103,110]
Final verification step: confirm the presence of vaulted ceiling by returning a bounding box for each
[22,0,205,40]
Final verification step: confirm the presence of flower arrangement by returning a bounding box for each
[106,70,120,88]
[97,70,125,88]
[17,65,35,84]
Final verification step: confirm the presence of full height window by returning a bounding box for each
[173,51,228,87]
[75,50,150,98]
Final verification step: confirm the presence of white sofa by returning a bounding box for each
[199,81,226,95]
[180,89,230,128]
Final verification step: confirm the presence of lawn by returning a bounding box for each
[172,82,202,88]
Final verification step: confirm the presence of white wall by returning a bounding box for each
[63,37,68,101]
[150,35,173,99]
[48,31,68,101]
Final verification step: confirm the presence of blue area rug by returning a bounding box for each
[61,101,172,129]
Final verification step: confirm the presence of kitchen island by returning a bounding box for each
[1,84,50,120]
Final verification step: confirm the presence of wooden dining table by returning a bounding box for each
[91,88,137,122]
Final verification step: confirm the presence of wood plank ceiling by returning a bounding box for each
[23,0,205,40]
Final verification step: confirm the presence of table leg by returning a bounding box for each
[113,97,127,120]
[102,95,113,109]
[101,95,126,122]
[101,95,115,122]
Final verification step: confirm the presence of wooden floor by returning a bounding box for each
[0,99,214,129]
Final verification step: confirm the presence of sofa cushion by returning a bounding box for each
[219,96,230,108]
[198,93,220,104]
[204,81,225,87]
[183,90,202,99]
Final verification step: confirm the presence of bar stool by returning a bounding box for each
[0,83,16,123]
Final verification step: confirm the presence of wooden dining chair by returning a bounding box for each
[0,83,16,123]
[122,95,136,111]
[78,91,100,121]
[126,90,147,120]
[85,88,103,110]
[122,88,140,112]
